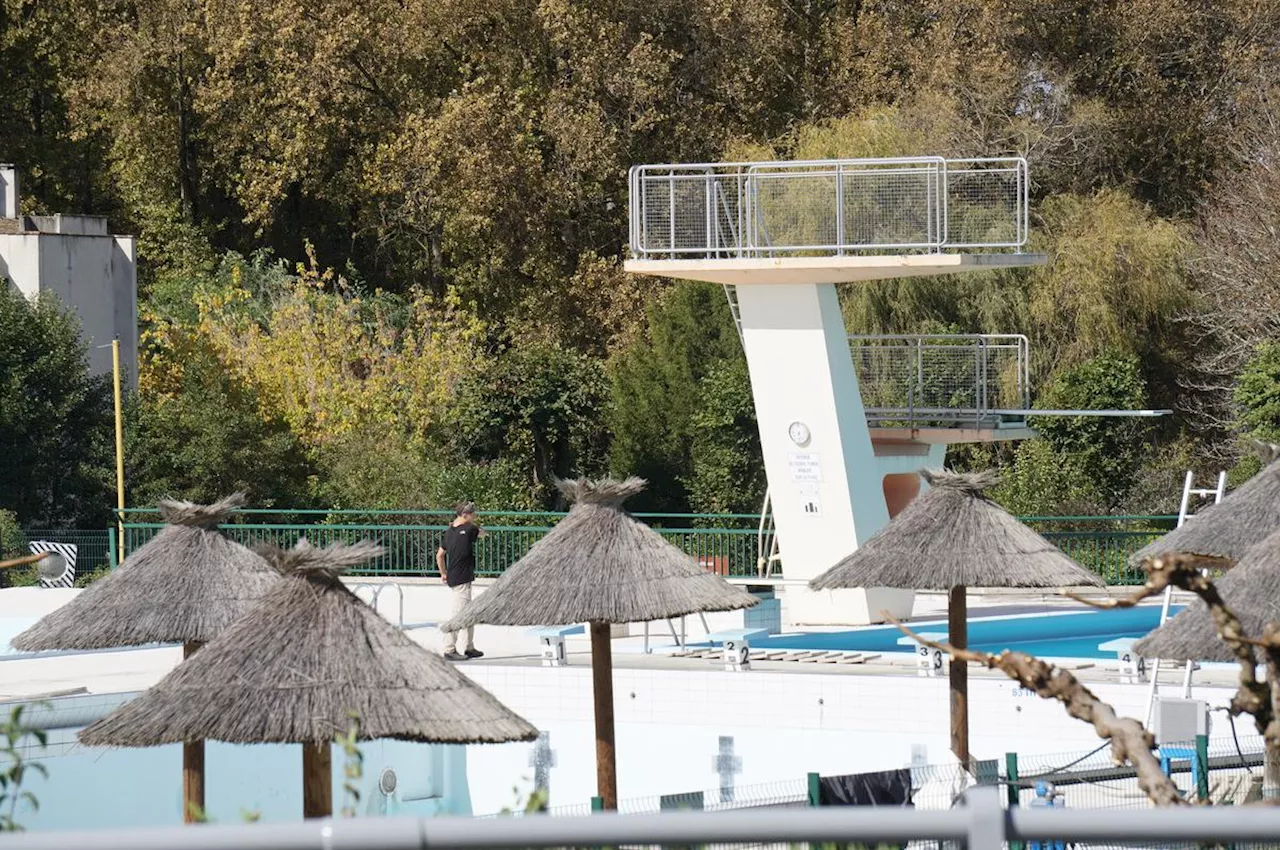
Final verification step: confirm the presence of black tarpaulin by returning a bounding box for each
[818,769,914,806]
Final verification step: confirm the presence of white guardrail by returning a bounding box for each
[628,157,1029,259]
[5,787,1280,849]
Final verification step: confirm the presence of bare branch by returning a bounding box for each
[1068,553,1268,724]
[890,617,1187,807]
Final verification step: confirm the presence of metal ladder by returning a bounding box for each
[1143,470,1227,725]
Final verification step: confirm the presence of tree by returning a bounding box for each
[0,287,112,527]
[192,250,483,453]
[606,283,743,511]
[683,358,765,516]
[1030,354,1152,511]
[446,341,610,506]
[1235,343,1280,446]
[125,342,314,508]
[1184,96,1280,443]
[313,427,538,514]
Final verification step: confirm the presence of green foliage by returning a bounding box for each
[1235,343,1280,445]
[990,440,1106,518]
[1031,355,1151,510]
[496,783,549,815]
[1026,191,1193,381]
[0,704,48,832]
[684,359,766,516]
[337,712,363,819]
[314,428,538,513]
[0,287,113,527]
[0,512,23,560]
[607,284,743,511]
[447,342,611,506]
[11,0,1275,518]
[124,344,315,509]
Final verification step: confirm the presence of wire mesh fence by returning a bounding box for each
[5,528,113,584]
[629,157,1028,258]
[944,159,1027,248]
[487,737,1267,850]
[850,334,1030,427]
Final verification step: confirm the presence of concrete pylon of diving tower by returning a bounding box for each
[623,157,1047,626]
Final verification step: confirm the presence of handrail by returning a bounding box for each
[11,786,1280,849]
[630,156,1029,259]
[351,582,406,627]
[851,333,1030,427]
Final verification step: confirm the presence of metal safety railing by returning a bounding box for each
[10,786,1280,849]
[850,333,1031,428]
[628,156,1029,259]
[45,514,1178,585]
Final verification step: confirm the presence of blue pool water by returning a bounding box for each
[748,605,1183,660]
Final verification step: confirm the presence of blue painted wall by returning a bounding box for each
[5,723,474,830]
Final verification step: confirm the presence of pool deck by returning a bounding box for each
[0,582,1239,701]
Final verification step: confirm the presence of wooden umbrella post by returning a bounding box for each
[182,641,205,824]
[302,742,333,817]
[589,621,618,810]
[948,586,970,770]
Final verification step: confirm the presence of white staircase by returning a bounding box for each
[1143,470,1227,724]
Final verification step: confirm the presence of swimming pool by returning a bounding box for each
[745,605,1183,660]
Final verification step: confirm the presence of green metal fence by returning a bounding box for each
[117,521,763,578]
[38,511,1178,583]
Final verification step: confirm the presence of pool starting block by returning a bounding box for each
[1098,638,1147,683]
[529,625,584,667]
[896,633,947,677]
[705,628,767,671]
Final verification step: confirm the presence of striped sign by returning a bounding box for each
[28,541,77,588]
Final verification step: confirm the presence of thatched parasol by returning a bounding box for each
[1129,453,1280,566]
[1134,529,1280,797]
[809,469,1104,766]
[1135,529,1280,664]
[11,493,275,823]
[80,538,538,818]
[444,477,758,809]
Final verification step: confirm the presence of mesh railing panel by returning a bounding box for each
[945,160,1024,248]
[630,157,1026,258]
[851,335,1029,427]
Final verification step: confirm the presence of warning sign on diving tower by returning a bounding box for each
[787,452,822,483]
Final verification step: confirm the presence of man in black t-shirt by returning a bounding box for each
[437,501,485,661]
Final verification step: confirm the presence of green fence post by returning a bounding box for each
[1005,752,1019,807]
[590,795,604,812]
[1006,753,1023,850]
[807,772,821,807]
[107,527,118,569]
[1196,734,1210,802]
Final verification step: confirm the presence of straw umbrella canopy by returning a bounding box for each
[809,469,1104,766]
[444,477,758,809]
[80,538,538,818]
[1135,528,1280,664]
[1129,455,1280,566]
[11,493,276,822]
[1134,528,1280,796]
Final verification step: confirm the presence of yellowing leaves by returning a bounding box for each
[190,254,484,453]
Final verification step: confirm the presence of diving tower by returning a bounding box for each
[624,156,1046,625]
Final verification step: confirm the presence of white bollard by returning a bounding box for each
[917,644,945,678]
[723,637,751,672]
[540,635,567,667]
[1118,649,1147,684]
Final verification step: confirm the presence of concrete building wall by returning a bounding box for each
[0,229,138,387]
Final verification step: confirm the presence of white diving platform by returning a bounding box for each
[624,252,1047,286]
[626,155,1048,625]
